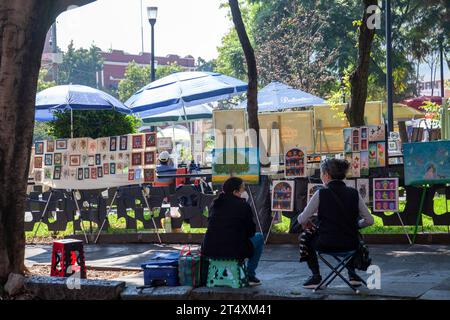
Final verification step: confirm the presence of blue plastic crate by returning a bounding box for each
[140,251,180,286]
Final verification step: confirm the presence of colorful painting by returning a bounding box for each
[44,154,53,166]
[132,135,144,149]
[110,137,117,152]
[376,142,386,167]
[46,140,55,153]
[307,183,324,203]
[77,168,84,181]
[356,178,370,204]
[404,141,450,186]
[360,151,369,176]
[368,125,386,142]
[343,128,352,153]
[373,178,398,212]
[134,168,142,180]
[271,180,294,212]
[212,147,260,184]
[69,155,81,167]
[145,133,157,148]
[284,147,307,178]
[56,139,68,150]
[96,167,102,178]
[368,143,377,168]
[95,154,101,166]
[351,152,361,178]
[144,169,155,182]
[352,128,360,152]
[132,152,142,166]
[360,127,368,151]
[35,142,44,155]
[34,156,43,169]
[54,153,62,166]
[120,136,128,151]
[91,167,98,180]
[34,170,43,183]
[144,151,155,165]
[343,179,356,189]
[103,163,109,175]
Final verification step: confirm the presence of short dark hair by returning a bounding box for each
[222,177,244,194]
[320,158,349,180]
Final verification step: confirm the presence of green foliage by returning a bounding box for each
[156,62,184,80]
[196,57,217,72]
[118,61,150,102]
[213,149,250,175]
[37,68,56,92]
[47,110,140,139]
[420,101,442,128]
[34,69,57,142]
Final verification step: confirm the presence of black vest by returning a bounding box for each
[317,180,360,252]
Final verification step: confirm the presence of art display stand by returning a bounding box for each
[411,186,428,244]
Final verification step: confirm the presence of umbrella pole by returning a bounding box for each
[70,108,74,139]
[181,102,193,160]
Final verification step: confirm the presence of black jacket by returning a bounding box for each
[317,180,360,252]
[201,193,256,259]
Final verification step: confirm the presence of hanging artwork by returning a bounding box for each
[56,139,68,150]
[145,133,157,148]
[88,155,95,166]
[110,137,117,152]
[345,153,353,178]
[360,127,368,151]
[34,156,42,169]
[307,183,324,203]
[368,143,377,168]
[376,142,386,167]
[132,135,144,149]
[157,137,173,150]
[132,152,143,166]
[120,136,128,151]
[343,179,356,189]
[70,155,81,167]
[144,168,155,182]
[47,140,55,153]
[373,178,399,212]
[212,147,260,184]
[343,128,352,153]
[360,151,369,176]
[54,153,62,166]
[103,163,109,175]
[284,147,307,178]
[356,178,370,204]
[144,151,156,165]
[53,166,62,180]
[368,125,386,142]
[35,142,44,155]
[110,163,116,175]
[352,128,360,152]
[351,153,361,178]
[271,180,295,212]
[88,140,97,154]
[128,169,135,181]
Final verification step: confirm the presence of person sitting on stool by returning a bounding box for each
[201,177,264,286]
[154,151,176,187]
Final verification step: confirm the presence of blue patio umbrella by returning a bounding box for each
[125,71,248,120]
[35,84,132,137]
[236,81,325,112]
[141,104,213,124]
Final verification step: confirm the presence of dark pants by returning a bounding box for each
[303,232,358,278]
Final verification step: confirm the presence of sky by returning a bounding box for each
[56,0,232,60]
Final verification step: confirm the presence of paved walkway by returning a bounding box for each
[25,243,450,300]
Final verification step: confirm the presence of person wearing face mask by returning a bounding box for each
[297,158,374,289]
[201,177,264,285]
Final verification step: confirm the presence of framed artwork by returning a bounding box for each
[360,151,369,176]
[44,154,53,166]
[128,169,135,181]
[34,170,43,183]
[47,140,55,153]
[34,156,43,169]
[70,139,77,152]
[88,140,97,154]
[144,169,155,182]
[103,163,109,175]
[145,133,157,148]
[44,168,52,179]
[368,143,377,168]
[134,168,141,180]
[56,139,68,150]
[54,153,62,166]
[70,155,81,167]
[84,168,90,179]
[91,167,97,180]
[117,162,124,174]
[53,166,62,180]
[109,153,115,161]
[110,163,116,174]
[97,138,109,153]
[284,147,307,178]
[343,128,352,153]
[62,153,69,166]
[132,135,143,149]
[35,142,44,155]
[79,139,88,153]
[356,178,370,204]
[132,152,142,166]
[81,154,89,166]
[369,125,386,142]
[360,127,368,152]
[351,152,360,178]
[144,151,155,165]
[373,178,398,212]
[376,142,386,167]
[77,168,84,180]
[212,147,260,184]
[271,180,295,212]
[345,153,353,178]
[97,167,103,178]
[95,154,101,166]
[307,183,324,203]
[157,137,172,150]
[120,135,128,151]
[88,155,95,166]
[352,128,360,152]
[110,137,117,151]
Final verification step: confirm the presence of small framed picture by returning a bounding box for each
[110,163,116,174]
[128,169,135,181]
[144,169,155,183]
[47,140,55,153]
[54,153,62,166]
[53,166,62,180]
[77,168,84,180]
[56,139,68,150]
[144,151,155,165]
[34,170,43,183]
[95,154,101,166]
[97,166,103,178]
[70,155,81,167]
[132,152,142,166]
[35,142,44,155]
[84,168,90,179]
[44,154,53,166]
[44,168,52,179]
[110,137,117,151]
[134,168,141,180]
[132,135,143,149]
[91,167,97,179]
[88,140,97,154]
[145,133,157,148]
[34,156,43,169]
[120,135,128,151]
[103,163,109,175]
[88,155,95,166]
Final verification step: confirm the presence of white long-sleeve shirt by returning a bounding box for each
[297,187,375,228]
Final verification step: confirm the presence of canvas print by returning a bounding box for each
[91,167,98,180]
[368,143,377,168]
[44,154,53,166]
[360,151,369,176]
[53,166,62,180]
[352,128,360,152]
[351,152,361,178]
[120,135,128,151]
[356,178,370,204]
[56,139,68,150]
[343,128,352,153]
[144,151,156,165]
[88,140,97,154]
[212,147,260,184]
[132,152,142,166]
[132,135,144,149]
[145,133,157,148]
[110,137,117,151]
[128,169,135,181]
[70,155,81,167]
[144,169,155,182]
[84,168,90,179]
[35,142,44,155]
[373,178,398,212]
[271,180,295,212]
[404,141,450,186]
[34,156,43,169]
[54,153,62,166]
[376,142,386,167]
[369,125,386,142]
[307,183,324,203]
[284,147,307,178]
[47,140,55,153]
[97,138,109,153]
[110,163,116,174]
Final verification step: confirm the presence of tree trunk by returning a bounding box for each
[346,0,377,127]
[228,0,259,134]
[0,0,93,283]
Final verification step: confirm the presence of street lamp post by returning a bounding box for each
[147,7,158,82]
[385,0,394,133]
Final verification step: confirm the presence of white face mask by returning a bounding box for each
[240,191,249,202]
